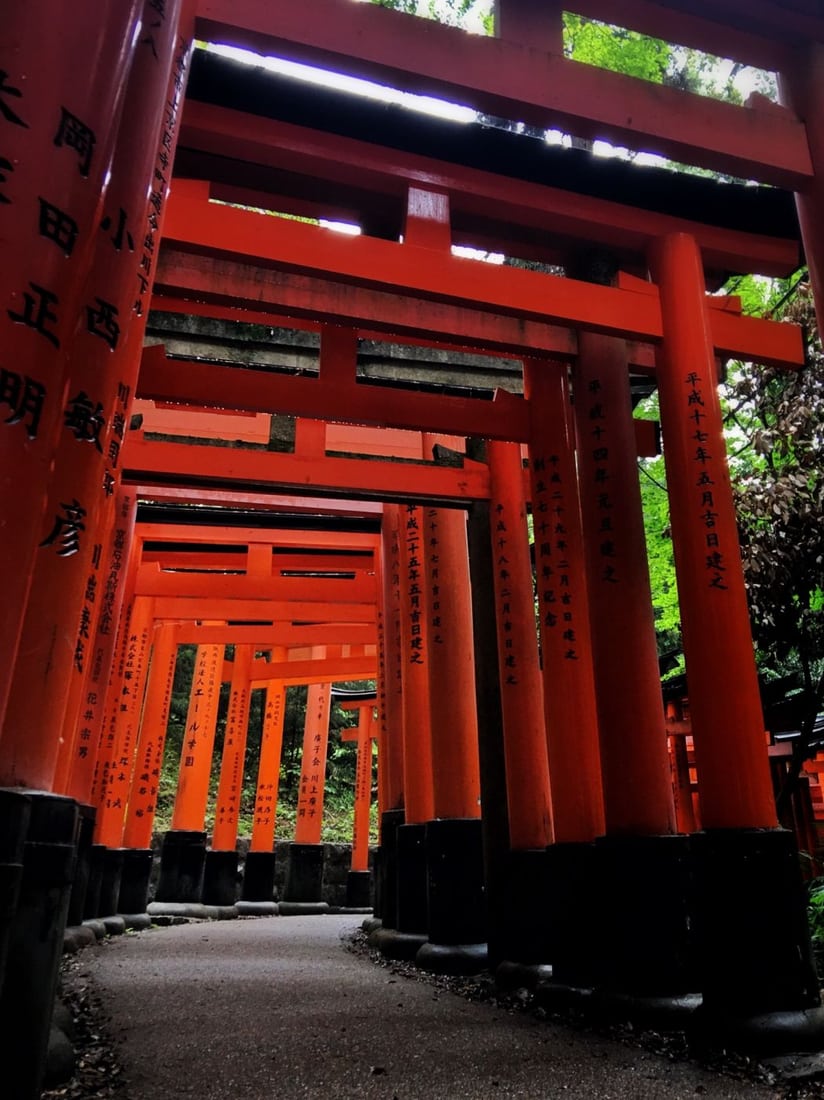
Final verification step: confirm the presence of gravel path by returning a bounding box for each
[61,914,800,1100]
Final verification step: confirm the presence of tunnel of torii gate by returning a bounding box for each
[3,0,824,1092]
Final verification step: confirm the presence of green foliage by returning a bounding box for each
[809,881,824,949]
[563,13,669,83]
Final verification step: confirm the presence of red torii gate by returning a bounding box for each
[4,2,824,1089]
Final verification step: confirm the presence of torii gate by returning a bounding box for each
[5,3,824,1091]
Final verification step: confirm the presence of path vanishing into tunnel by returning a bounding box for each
[77,915,782,1100]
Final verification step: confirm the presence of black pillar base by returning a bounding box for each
[345,870,372,909]
[376,808,404,926]
[155,830,206,903]
[241,851,277,902]
[82,844,106,920]
[283,842,324,903]
[500,848,554,966]
[425,817,486,946]
[98,847,124,917]
[0,791,78,1100]
[202,849,238,907]
[117,848,154,914]
[395,822,428,936]
[538,841,600,995]
[66,804,95,926]
[691,827,824,1055]
[0,789,31,993]
[594,833,695,999]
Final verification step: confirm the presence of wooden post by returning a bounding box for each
[61,489,137,802]
[0,0,190,791]
[122,624,179,849]
[249,678,286,854]
[648,229,824,1046]
[378,503,405,813]
[241,675,286,904]
[650,233,777,829]
[424,506,481,820]
[294,682,332,845]
[94,596,154,847]
[487,439,553,850]
[0,2,142,737]
[572,335,675,836]
[170,644,223,832]
[398,504,434,825]
[524,359,605,843]
[342,705,377,874]
[211,646,254,851]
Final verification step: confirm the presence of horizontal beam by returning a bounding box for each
[138,344,531,442]
[181,101,800,277]
[153,252,580,360]
[135,563,376,603]
[151,597,376,621]
[164,183,664,340]
[137,523,380,550]
[161,185,805,369]
[135,483,384,516]
[141,550,374,572]
[124,434,492,503]
[169,623,377,645]
[249,654,377,686]
[194,0,812,186]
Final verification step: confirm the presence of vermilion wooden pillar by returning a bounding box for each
[284,680,331,910]
[212,646,254,851]
[204,645,253,906]
[378,504,405,812]
[573,334,675,837]
[524,361,605,844]
[375,503,405,926]
[294,682,332,845]
[424,506,481,820]
[250,678,286,855]
[241,676,286,904]
[378,502,435,947]
[123,624,180,850]
[61,489,138,803]
[118,622,179,914]
[650,231,823,1048]
[170,644,223,833]
[570,325,690,1004]
[418,502,486,971]
[94,596,155,849]
[0,3,141,744]
[398,504,434,825]
[341,702,377,909]
[155,642,223,905]
[488,440,552,848]
[487,436,556,973]
[0,0,190,792]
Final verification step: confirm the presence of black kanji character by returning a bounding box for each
[8,282,60,347]
[0,155,13,203]
[38,198,78,255]
[54,107,96,176]
[0,71,27,128]
[64,390,105,451]
[100,207,135,252]
[86,297,119,349]
[39,498,86,557]
[0,368,45,438]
